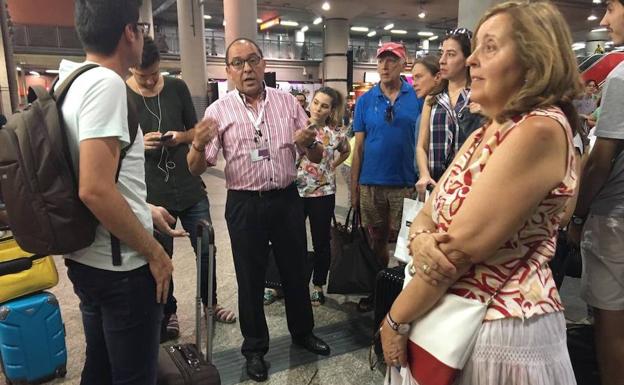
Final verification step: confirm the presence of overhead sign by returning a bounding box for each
[260,17,281,31]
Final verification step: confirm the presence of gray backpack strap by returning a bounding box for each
[51,64,99,105]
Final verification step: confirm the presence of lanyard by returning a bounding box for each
[237,90,265,137]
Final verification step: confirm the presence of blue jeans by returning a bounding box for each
[66,260,162,385]
[154,196,216,316]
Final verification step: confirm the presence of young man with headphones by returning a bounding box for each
[126,36,236,343]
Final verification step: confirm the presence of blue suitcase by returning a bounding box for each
[0,292,67,384]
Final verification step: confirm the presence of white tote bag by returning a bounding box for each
[394,194,427,264]
[385,262,520,385]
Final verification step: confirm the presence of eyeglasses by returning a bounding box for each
[135,22,151,37]
[385,105,393,123]
[447,27,473,39]
[228,55,262,71]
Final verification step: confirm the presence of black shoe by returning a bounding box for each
[292,333,331,356]
[245,353,268,382]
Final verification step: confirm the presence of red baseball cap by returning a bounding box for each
[376,42,406,60]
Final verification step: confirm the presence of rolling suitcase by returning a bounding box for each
[0,291,67,384]
[372,266,405,358]
[157,219,221,385]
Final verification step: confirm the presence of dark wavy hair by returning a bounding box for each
[428,30,472,104]
[75,0,141,55]
[139,36,160,69]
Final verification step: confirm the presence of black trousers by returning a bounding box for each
[303,194,335,287]
[225,184,314,356]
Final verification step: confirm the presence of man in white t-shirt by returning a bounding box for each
[58,1,175,384]
[569,1,624,383]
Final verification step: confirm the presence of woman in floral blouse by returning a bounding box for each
[296,86,350,306]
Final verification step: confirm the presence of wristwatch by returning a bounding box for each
[571,215,586,226]
[386,312,410,335]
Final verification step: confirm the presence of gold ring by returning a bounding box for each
[422,263,431,275]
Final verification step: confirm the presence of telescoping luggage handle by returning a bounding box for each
[196,219,215,363]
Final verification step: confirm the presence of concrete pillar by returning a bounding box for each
[177,0,207,119]
[139,0,154,38]
[0,0,18,114]
[223,0,257,52]
[223,0,257,90]
[457,0,504,31]
[323,18,349,98]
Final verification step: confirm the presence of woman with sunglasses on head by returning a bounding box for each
[381,2,581,384]
[415,29,483,199]
[296,86,350,306]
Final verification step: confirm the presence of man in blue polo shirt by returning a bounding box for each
[351,42,422,309]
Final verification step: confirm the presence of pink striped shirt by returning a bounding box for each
[203,87,309,191]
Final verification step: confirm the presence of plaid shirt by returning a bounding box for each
[428,88,471,181]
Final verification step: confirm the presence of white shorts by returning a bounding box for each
[580,215,624,311]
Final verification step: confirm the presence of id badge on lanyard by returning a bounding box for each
[239,94,270,162]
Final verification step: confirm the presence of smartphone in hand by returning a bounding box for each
[159,134,174,142]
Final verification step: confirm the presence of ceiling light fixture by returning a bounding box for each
[280,20,299,27]
[429,35,438,41]
[16,66,21,71]
[417,31,434,37]
[322,1,330,11]
[203,15,212,20]
[367,31,377,37]
[591,27,608,32]
[29,71,40,77]
[587,14,598,21]
[260,17,281,30]
[384,23,394,30]
[418,12,426,19]
[592,0,601,3]
[390,29,407,34]
[572,42,586,50]
[257,18,263,23]
[351,26,369,32]
[161,71,170,76]
[301,25,309,32]
[313,17,323,25]
[45,69,59,74]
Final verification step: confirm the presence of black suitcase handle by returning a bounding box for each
[0,254,47,277]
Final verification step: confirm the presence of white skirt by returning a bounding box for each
[455,312,576,385]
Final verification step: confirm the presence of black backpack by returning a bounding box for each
[0,64,137,264]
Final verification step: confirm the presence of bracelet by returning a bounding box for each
[408,229,432,241]
[191,142,205,153]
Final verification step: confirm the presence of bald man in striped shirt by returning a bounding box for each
[188,38,330,382]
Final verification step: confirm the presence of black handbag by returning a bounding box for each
[327,209,383,295]
[330,209,353,264]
